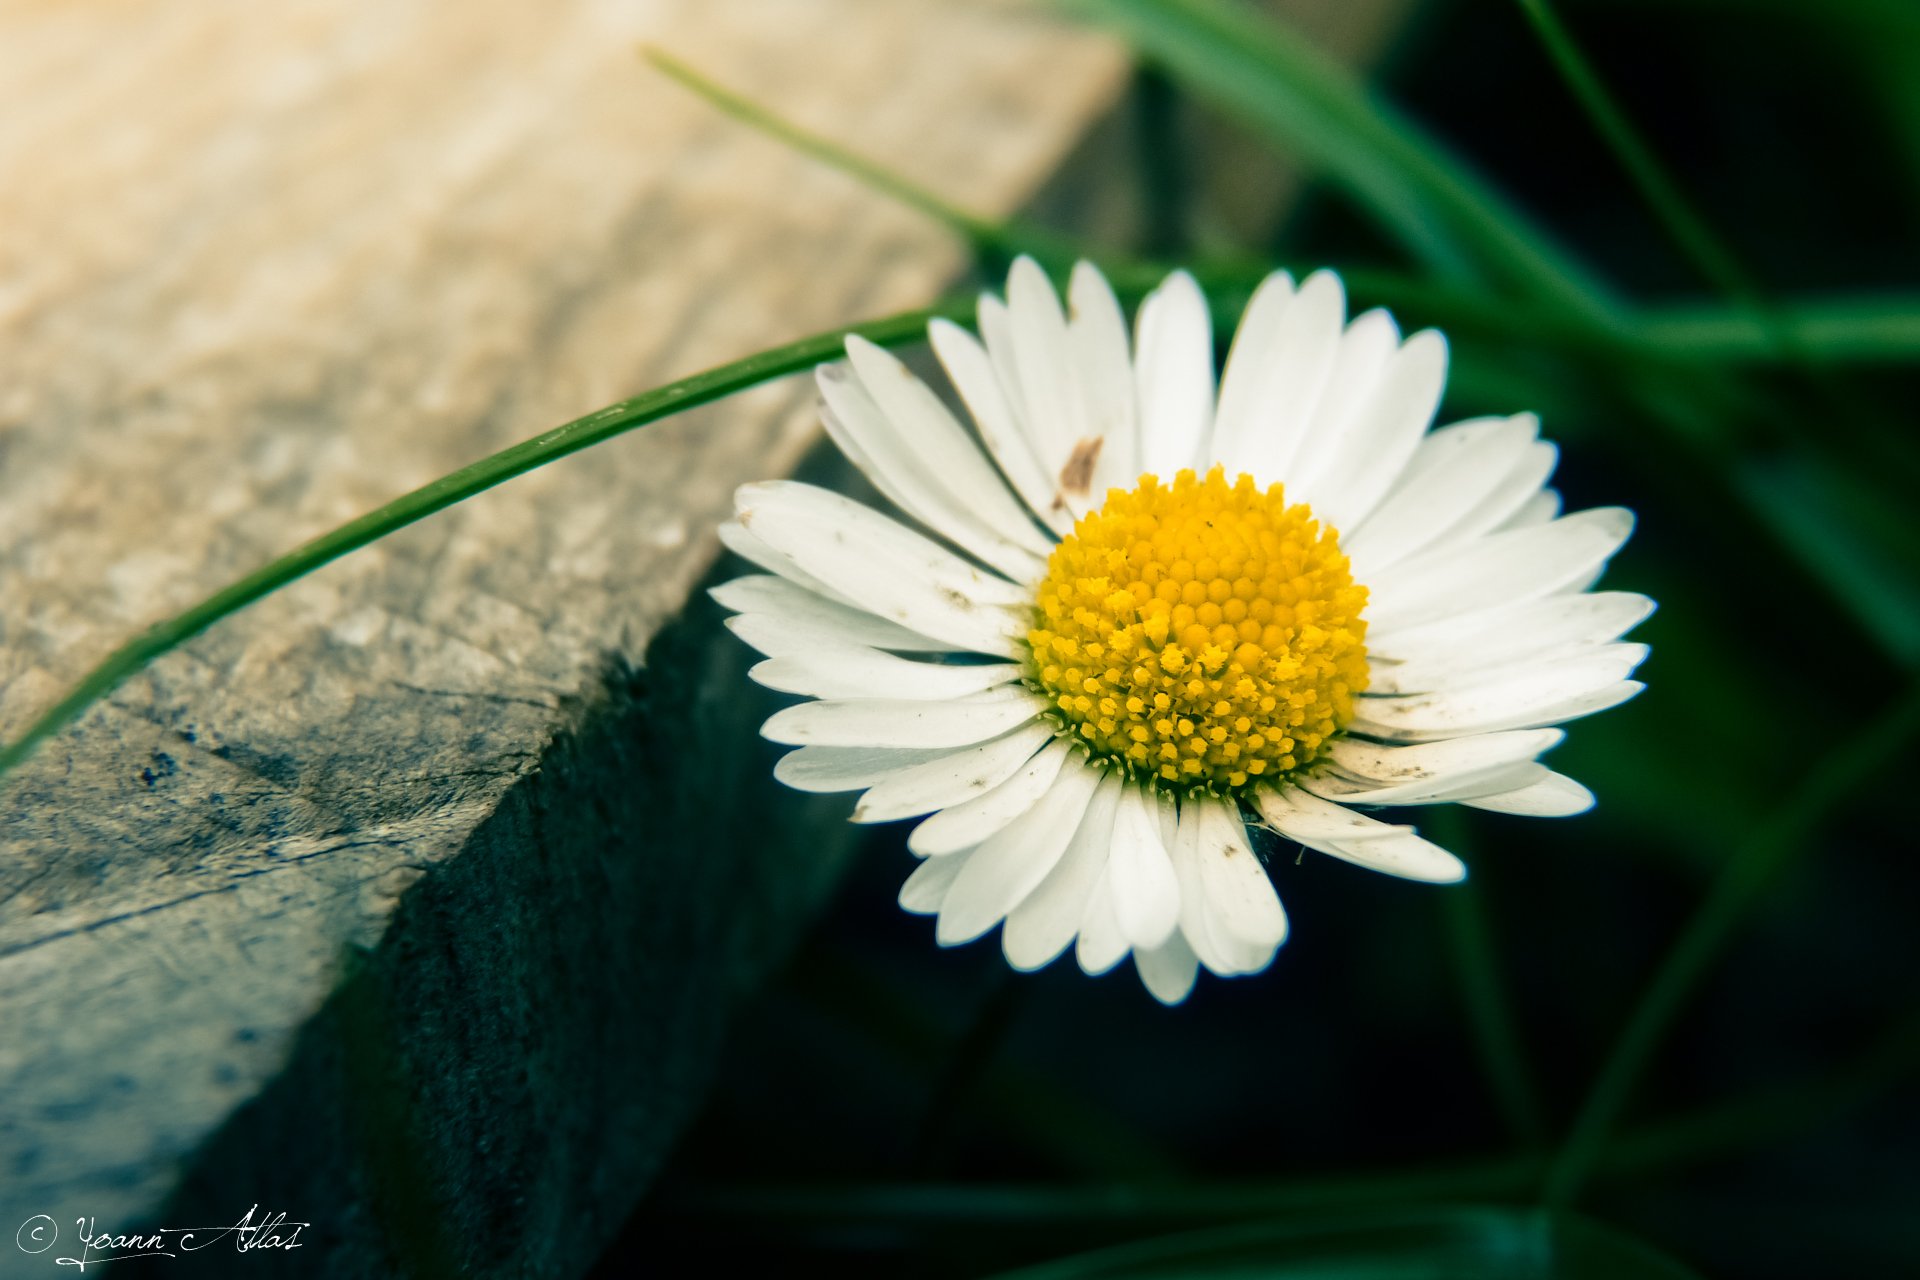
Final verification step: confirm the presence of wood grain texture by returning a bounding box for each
[0,0,1125,1270]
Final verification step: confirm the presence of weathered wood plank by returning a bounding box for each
[0,1,1125,1270]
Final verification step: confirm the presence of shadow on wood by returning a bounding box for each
[158,580,853,1278]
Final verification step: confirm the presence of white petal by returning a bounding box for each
[1310,329,1449,534]
[909,737,1073,856]
[821,347,1050,580]
[1003,770,1122,970]
[718,519,857,607]
[1133,932,1201,1005]
[736,480,1027,655]
[1324,729,1564,786]
[1369,640,1648,705]
[1207,270,1295,474]
[1351,651,1646,742]
[774,744,956,793]
[937,757,1104,945]
[1250,784,1414,840]
[1464,769,1596,816]
[762,685,1045,748]
[1313,826,1470,882]
[1369,592,1657,678]
[900,852,967,914]
[1107,785,1181,950]
[1305,760,1549,807]
[726,611,949,660]
[1194,800,1288,950]
[1341,414,1538,575]
[841,340,1053,557]
[1154,785,1181,852]
[1503,488,1562,530]
[715,575,953,655]
[1075,867,1129,976]
[1285,309,1403,505]
[736,484,1034,616]
[1134,270,1215,478]
[1212,270,1345,486]
[1068,260,1142,496]
[1166,800,1273,976]
[1432,439,1559,551]
[928,317,1070,536]
[1254,787,1467,883]
[851,722,1055,823]
[1007,256,1085,492]
[1363,507,1636,634]
[978,293,1028,420]
[1559,563,1609,597]
[751,646,1021,701]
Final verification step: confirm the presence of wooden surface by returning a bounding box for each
[0,1,1126,1272]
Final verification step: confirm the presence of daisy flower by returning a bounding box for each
[714,258,1649,1004]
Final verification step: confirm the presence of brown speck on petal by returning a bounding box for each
[1057,436,1104,501]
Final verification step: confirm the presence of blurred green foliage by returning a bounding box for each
[614,1,1920,1275]
[991,1208,1705,1279]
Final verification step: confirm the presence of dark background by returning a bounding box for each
[602,2,1920,1275]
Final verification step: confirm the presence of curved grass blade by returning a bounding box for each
[649,47,1920,366]
[1065,0,1625,324]
[1641,294,1920,363]
[1512,0,1752,307]
[0,302,969,785]
[642,47,984,241]
[1739,454,1920,665]
[1512,0,1920,484]
[1542,679,1920,1207]
[645,45,1605,359]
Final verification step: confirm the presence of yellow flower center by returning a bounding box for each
[1026,465,1369,796]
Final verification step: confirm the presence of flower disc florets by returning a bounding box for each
[1026,465,1369,796]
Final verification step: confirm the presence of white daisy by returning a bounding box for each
[715,257,1649,1005]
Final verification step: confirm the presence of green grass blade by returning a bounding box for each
[1738,454,1920,665]
[650,46,1920,368]
[642,47,1089,271]
[0,302,968,785]
[644,48,997,248]
[1542,680,1920,1206]
[1513,0,1754,306]
[1640,295,1920,363]
[1066,0,1625,323]
[1512,0,1920,484]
